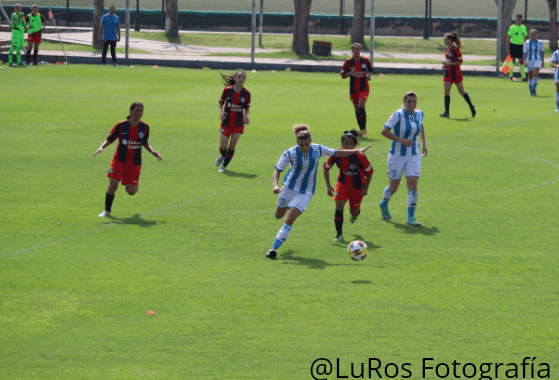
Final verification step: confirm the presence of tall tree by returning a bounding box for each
[93,0,104,49]
[292,0,313,54]
[351,0,365,44]
[494,0,517,61]
[165,0,178,38]
[546,0,557,51]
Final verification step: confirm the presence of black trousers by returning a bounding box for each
[102,40,117,64]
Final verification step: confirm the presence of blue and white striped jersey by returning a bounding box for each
[551,50,559,81]
[523,39,544,61]
[384,108,424,157]
[276,143,338,195]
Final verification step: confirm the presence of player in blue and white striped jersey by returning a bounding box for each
[379,91,428,226]
[549,49,559,111]
[523,29,545,96]
[266,124,371,259]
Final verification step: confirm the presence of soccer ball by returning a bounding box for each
[347,240,368,261]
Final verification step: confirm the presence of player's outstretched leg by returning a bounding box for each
[334,210,343,241]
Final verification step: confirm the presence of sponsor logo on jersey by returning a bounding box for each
[127,141,142,149]
[231,105,243,112]
[343,170,359,176]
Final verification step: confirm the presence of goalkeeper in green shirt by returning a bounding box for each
[8,4,26,67]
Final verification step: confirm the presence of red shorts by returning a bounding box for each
[220,125,244,137]
[350,89,369,105]
[334,183,364,210]
[443,76,463,84]
[27,31,42,43]
[107,159,141,186]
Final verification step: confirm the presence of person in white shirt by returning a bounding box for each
[549,49,559,111]
[379,91,428,226]
[266,124,371,259]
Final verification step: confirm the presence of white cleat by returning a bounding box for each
[215,155,225,167]
[218,165,226,173]
[98,210,111,217]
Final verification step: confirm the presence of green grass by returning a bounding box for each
[1,65,558,379]
[36,0,552,18]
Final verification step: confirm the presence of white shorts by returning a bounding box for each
[554,69,559,83]
[526,59,542,72]
[387,153,421,180]
[277,187,313,213]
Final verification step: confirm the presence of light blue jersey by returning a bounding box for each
[552,50,559,82]
[275,143,337,195]
[384,108,424,156]
[523,39,544,61]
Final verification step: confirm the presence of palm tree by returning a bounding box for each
[494,0,517,61]
[546,0,557,51]
[292,0,313,54]
[165,0,178,38]
[93,0,104,49]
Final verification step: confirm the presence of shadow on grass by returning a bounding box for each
[389,221,439,236]
[108,213,161,228]
[223,171,258,179]
[280,249,332,269]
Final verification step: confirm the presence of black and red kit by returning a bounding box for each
[106,120,150,166]
[219,86,251,128]
[340,57,374,95]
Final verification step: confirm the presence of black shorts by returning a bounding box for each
[509,43,524,60]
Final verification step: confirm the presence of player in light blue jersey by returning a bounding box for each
[523,29,545,96]
[550,49,559,111]
[266,124,371,259]
[379,91,428,226]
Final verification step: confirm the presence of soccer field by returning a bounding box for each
[7,0,551,19]
[1,66,558,380]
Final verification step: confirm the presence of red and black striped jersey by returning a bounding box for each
[324,152,373,190]
[107,120,150,166]
[444,46,463,81]
[341,57,373,95]
[219,86,251,128]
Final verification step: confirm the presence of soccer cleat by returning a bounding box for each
[470,105,476,117]
[333,233,344,242]
[113,63,119,67]
[533,90,537,96]
[101,63,106,66]
[215,155,225,167]
[18,62,26,67]
[555,109,559,113]
[406,217,421,226]
[360,129,368,138]
[98,210,111,217]
[379,202,391,220]
[350,214,358,223]
[9,62,17,67]
[439,112,450,118]
[218,165,226,173]
[266,249,277,259]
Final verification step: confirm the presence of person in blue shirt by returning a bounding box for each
[98,5,120,67]
[379,91,428,227]
[266,124,371,259]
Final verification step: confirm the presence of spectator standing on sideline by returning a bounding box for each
[507,14,528,81]
[8,4,25,67]
[98,5,120,67]
[24,5,47,65]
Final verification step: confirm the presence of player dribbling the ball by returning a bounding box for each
[266,124,371,259]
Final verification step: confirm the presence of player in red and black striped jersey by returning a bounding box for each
[440,32,476,118]
[215,70,251,173]
[341,43,374,138]
[92,102,162,217]
[324,129,374,242]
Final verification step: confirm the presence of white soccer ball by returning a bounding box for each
[347,240,368,261]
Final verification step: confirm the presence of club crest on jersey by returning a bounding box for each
[122,139,128,145]
[109,169,114,174]
[350,163,357,171]
[362,63,366,69]
[241,97,245,103]
[138,132,144,139]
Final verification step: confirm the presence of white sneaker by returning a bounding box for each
[218,165,226,173]
[215,155,225,167]
[555,109,559,113]
[98,210,111,217]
